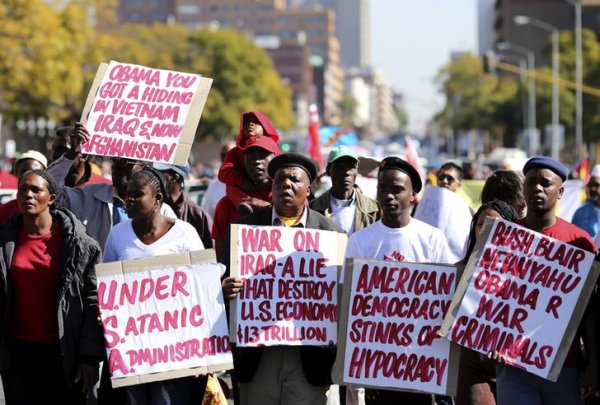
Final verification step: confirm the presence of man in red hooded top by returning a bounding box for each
[218,111,280,215]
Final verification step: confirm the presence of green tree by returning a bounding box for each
[338,94,358,127]
[0,0,88,121]
[189,29,293,140]
[435,53,520,146]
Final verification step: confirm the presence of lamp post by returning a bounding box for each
[564,0,583,161]
[514,15,560,160]
[497,41,537,155]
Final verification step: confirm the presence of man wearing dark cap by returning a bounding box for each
[153,162,213,248]
[343,156,451,405]
[222,152,342,405]
[310,146,380,236]
[495,156,598,405]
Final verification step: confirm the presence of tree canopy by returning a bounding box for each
[0,0,294,140]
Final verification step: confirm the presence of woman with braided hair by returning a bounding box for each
[103,166,206,404]
[455,199,518,405]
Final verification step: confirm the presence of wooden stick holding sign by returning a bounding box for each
[439,217,600,381]
[332,258,460,396]
[229,224,347,347]
[96,249,233,388]
[80,61,213,165]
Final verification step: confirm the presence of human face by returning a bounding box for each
[125,177,160,220]
[112,158,147,198]
[51,134,70,162]
[377,170,415,222]
[329,157,358,197]
[243,147,274,184]
[243,115,264,140]
[15,158,44,177]
[437,167,461,191]
[16,173,55,216]
[587,176,600,207]
[475,208,501,241]
[272,167,311,216]
[523,168,564,215]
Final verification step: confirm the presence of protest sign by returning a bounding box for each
[333,258,459,395]
[80,61,212,165]
[96,249,232,388]
[440,218,599,381]
[229,224,347,347]
[414,185,472,262]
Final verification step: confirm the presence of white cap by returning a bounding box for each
[591,164,600,178]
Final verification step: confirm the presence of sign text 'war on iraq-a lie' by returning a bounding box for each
[230,225,346,347]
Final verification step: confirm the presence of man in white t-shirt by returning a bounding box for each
[344,156,451,405]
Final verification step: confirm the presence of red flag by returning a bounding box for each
[576,154,590,183]
[307,104,323,170]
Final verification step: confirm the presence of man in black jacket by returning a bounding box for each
[222,153,342,405]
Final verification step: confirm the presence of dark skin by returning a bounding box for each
[125,177,175,245]
[214,147,274,261]
[222,165,311,299]
[329,157,358,200]
[52,130,87,186]
[16,173,98,393]
[587,176,600,208]
[67,124,145,198]
[491,167,599,397]
[522,167,564,232]
[240,147,275,210]
[376,169,416,229]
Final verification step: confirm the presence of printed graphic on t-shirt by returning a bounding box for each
[383,250,405,261]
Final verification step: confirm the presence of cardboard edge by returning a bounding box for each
[96,260,124,277]
[229,224,240,343]
[334,258,460,395]
[439,217,497,337]
[173,77,213,165]
[111,361,233,388]
[80,63,109,124]
[547,260,600,381]
[332,257,356,385]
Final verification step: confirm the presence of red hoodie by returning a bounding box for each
[218,111,280,187]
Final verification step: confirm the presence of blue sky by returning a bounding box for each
[371,0,477,135]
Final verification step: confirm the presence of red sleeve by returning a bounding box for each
[211,197,239,241]
[0,200,20,224]
[226,184,250,206]
[217,147,244,187]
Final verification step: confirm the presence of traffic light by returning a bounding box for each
[483,51,496,74]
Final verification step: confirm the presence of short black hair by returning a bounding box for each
[439,162,463,181]
[481,169,526,215]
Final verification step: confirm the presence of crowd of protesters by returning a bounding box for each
[0,111,599,405]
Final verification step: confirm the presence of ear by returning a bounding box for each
[48,193,56,207]
[410,190,417,203]
[558,185,564,200]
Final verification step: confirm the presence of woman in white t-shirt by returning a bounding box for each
[103,167,205,405]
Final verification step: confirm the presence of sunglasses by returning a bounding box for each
[437,173,458,184]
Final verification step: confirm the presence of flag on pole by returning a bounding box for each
[307,103,323,170]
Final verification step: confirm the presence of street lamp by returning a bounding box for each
[514,15,560,160]
[497,41,537,155]
[564,0,583,161]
